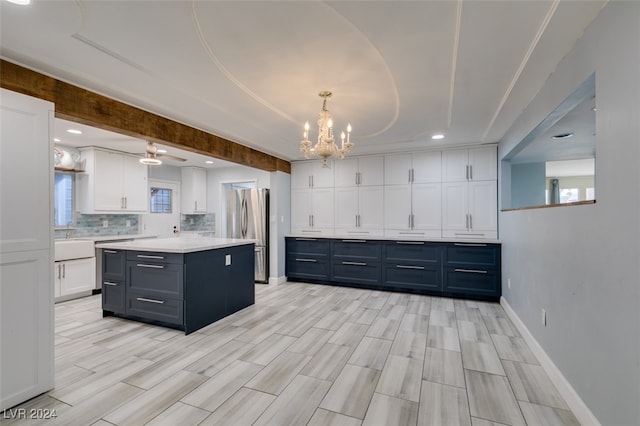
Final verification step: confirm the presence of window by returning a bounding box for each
[150,187,172,213]
[54,172,74,228]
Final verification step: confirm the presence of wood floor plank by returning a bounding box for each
[457,320,492,343]
[286,327,335,356]
[348,336,393,370]
[144,401,210,426]
[482,316,519,337]
[423,347,465,388]
[503,360,569,409]
[427,325,461,352]
[183,339,254,377]
[245,350,312,395]
[363,393,419,426]
[180,359,263,411]
[399,313,430,334]
[465,370,526,426]
[491,334,539,364]
[300,343,354,381]
[430,309,457,328]
[198,388,275,426]
[319,364,381,419]
[418,380,471,426]
[239,333,297,365]
[253,375,332,426]
[460,341,505,375]
[329,322,369,347]
[123,348,208,389]
[375,355,423,402]
[308,408,363,426]
[390,330,427,360]
[518,401,581,426]
[367,317,401,340]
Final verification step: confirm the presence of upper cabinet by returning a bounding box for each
[334,156,384,187]
[181,167,207,214]
[384,151,441,185]
[291,160,334,189]
[442,147,496,182]
[77,147,148,214]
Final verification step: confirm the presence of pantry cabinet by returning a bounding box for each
[334,156,384,187]
[442,147,496,182]
[181,167,207,214]
[78,147,148,213]
[291,160,334,189]
[442,180,497,239]
[334,185,384,235]
[291,188,334,234]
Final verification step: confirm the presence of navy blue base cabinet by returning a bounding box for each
[286,237,501,301]
[102,243,255,334]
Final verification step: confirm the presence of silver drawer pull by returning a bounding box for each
[104,250,118,253]
[341,239,367,243]
[395,241,425,245]
[295,238,317,241]
[397,265,425,270]
[103,281,118,286]
[137,254,165,259]
[295,258,317,263]
[136,263,164,269]
[136,297,165,304]
[342,261,367,266]
[454,268,488,274]
[454,243,488,247]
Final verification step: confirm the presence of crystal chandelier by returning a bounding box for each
[300,91,353,167]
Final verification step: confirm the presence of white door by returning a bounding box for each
[358,185,384,232]
[384,153,412,185]
[442,181,469,236]
[442,149,469,182]
[310,188,335,231]
[469,147,497,181]
[412,151,442,183]
[384,185,412,230]
[334,187,358,230]
[141,180,180,237]
[0,89,54,410]
[357,156,384,186]
[333,158,359,188]
[94,149,124,211]
[122,154,148,212]
[469,181,498,233]
[291,189,312,232]
[412,183,442,237]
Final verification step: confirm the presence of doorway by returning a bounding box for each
[141,180,180,237]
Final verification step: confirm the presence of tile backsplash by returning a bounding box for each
[55,214,139,239]
[181,213,215,232]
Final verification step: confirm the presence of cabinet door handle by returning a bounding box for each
[62,263,66,278]
[469,215,473,229]
[469,165,473,180]
[295,258,317,263]
[311,175,314,188]
[195,201,198,211]
[136,263,164,269]
[103,281,118,286]
[465,165,469,180]
[395,241,425,245]
[454,243,488,247]
[342,261,367,266]
[454,268,488,274]
[125,197,127,209]
[397,265,425,270]
[341,239,367,243]
[137,254,164,259]
[311,215,314,227]
[57,264,61,280]
[136,297,165,304]
[104,250,118,253]
[295,238,317,241]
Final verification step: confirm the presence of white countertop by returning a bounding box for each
[95,237,255,253]
[286,234,501,244]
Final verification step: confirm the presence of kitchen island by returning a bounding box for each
[95,237,255,334]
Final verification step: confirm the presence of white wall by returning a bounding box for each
[498,2,640,425]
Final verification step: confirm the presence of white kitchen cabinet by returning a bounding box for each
[334,156,384,187]
[291,188,334,234]
[442,146,496,182]
[334,185,384,235]
[55,257,96,301]
[384,183,442,238]
[181,166,207,214]
[442,180,497,239]
[291,160,335,189]
[78,147,149,213]
[1,89,54,410]
[384,151,441,185]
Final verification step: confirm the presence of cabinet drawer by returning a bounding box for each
[126,291,183,326]
[286,237,330,256]
[383,241,441,264]
[382,263,441,292]
[332,239,381,260]
[331,261,381,286]
[286,255,330,280]
[445,243,499,266]
[127,261,184,298]
[102,279,125,314]
[127,251,184,264]
[443,267,499,299]
[102,249,126,280]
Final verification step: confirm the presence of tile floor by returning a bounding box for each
[2,282,580,426]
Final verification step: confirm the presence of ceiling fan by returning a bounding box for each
[138,141,186,165]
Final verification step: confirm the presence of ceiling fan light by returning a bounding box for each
[139,157,162,165]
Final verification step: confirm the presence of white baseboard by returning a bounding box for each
[267,276,287,286]
[500,297,601,426]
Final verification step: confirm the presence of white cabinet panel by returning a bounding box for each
[181,167,207,214]
[356,156,384,186]
[442,181,497,239]
[123,155,150,211]
[442,149,469,182]
[412,151,442,183]
[442,147,496,182]
[334,187,358,229]
[93,149,124,211]
[334,159,359,187]
[291,188,334,234]
[384,185,412,230]
[384,154,412,185]
[358,186,384,231]
[291,189,312,232]
[442,182,468,232]
[55,257,96,299]
[291,160,334,189]
[412,183,442,236]
[469,181,498,232]
[0,89,54,411]
[469,147,497,181]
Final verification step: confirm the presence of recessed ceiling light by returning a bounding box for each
[66,129,82,135]
[431,133,445,140]
[156,149,167,154]
[205,160,214,164]
[53,138,61,142]
[552,132,574,140]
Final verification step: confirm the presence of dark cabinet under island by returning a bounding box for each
[97,237,255,334]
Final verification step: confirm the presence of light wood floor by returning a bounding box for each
[4,282,580,426]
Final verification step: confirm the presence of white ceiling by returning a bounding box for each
[0,0,606,164]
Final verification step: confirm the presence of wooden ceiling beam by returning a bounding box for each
[0,60,291,174]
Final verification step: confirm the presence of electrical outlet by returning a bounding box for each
[102,219,108,228]
[507,278,511,289]
[541,309,547,326]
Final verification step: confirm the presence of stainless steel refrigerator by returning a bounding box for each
[226,188,269,283]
